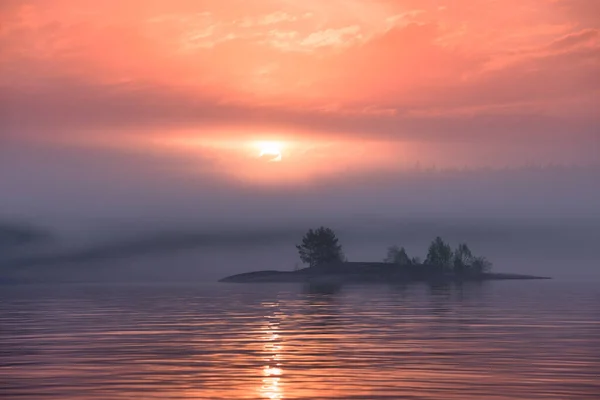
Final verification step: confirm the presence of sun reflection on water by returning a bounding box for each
[259,303,285,399]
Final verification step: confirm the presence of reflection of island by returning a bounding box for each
[304,282,341,296]
[301,283,342,329]
[221,227,551,284]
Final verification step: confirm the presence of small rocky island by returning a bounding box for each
[220,227,551,283]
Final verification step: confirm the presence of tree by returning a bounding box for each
[296,227,345,268]
[471,256,492,273]
[425,237,453,269]
[383,245,411,265]
[453,243,473,273]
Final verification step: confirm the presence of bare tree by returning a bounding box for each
[383,245,411,265]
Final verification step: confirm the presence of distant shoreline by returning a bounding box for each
[219,262,551,283]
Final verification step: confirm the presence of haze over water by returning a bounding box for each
[1,0,599,398]
[2,280,599,400]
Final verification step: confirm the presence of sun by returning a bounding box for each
[258,142,282,162]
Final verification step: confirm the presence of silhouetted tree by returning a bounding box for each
[453,243,473,273]
[411,256,422,265]
[296,227,345,268]
[383,245,411,265]
[471,256,492,273]
[425,237,453,270]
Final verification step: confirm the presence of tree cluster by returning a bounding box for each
[296,227,492,275]
[385,236,492,274]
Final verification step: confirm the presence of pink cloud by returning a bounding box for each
[548,28,599,50]
[0,0,598,168]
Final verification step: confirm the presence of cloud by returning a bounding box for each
[554,0,600,26]
[299,25,362,48]
[548,28,599,50]
[0,0,598,166]
[0,1,598,282]
[239,11,300,28]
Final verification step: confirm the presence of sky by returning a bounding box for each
[0,0,599,279]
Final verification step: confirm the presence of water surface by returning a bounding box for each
[1,280,599,399]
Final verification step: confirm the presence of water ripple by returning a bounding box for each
[1,281,599,399]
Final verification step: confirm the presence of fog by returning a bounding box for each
[1,142,599,282]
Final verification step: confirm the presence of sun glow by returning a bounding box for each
[257,141,283,162]
[157,133,410,185]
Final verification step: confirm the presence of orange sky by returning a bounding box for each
[1,0,598,183]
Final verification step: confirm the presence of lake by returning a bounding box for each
[1,280,599,399]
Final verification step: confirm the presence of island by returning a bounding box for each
[220,227,551,283]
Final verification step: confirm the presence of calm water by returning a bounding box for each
[1,280,599,399]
